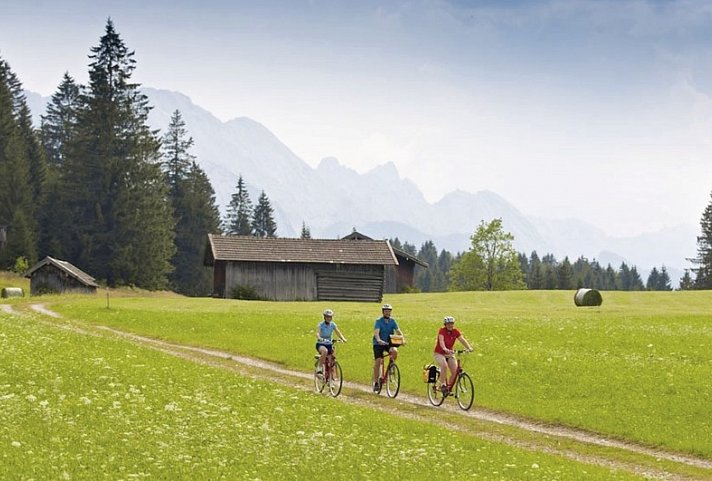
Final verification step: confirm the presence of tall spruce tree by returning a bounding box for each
[39,73,82,257]
[160,111,220,295]
[173,162,221,295]
[252,190,277,237]
[0,57,39,267]
[62,19,175,288]
[225,175,253,235]
[691,191,712,288]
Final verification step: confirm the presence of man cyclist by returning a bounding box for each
[434,316,473,394]
[316,309,347,374]
[372,303,405,392]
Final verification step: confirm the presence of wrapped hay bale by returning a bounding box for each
[574,288,602,307]
[1,287,24,298]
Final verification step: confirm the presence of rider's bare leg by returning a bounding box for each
[446,356,458,387]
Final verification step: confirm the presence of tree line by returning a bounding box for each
[0,20,280,296]
[395,217,699,292]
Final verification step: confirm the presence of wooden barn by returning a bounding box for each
[341,231,428,293]
[204,234,399,301]
[24,256,99,296]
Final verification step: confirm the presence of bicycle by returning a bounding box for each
[374,336,403,398]
[314,339,343,397]
[426,350,475,410]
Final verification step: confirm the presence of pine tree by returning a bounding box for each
[0,57,38,268]
[171,162,221,295]
[162,110,194,196]
[252,190,277,237]
[679,270,694,290]
[658,266,672,291]
[160,111,220,295]
[528,252,544,289]
[691,191,712,288]
[557,256,574,289]
[646,267,660,291]
[628,266,644,290]
[300,221,311,239]
[225,175,253,235]
[415,240,438,292]
[41,72,82,168]
[63,19,175,288]
[39,73,82,257]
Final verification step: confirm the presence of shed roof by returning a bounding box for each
[24,256,99,288]
[341,231,428,268]
[205,234,399,266]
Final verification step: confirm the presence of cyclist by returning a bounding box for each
[434,316,473,394]
[316,309,347,374]
[372,303,405,392]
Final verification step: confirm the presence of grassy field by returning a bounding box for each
[0,309,649,480]
[33,288,712,461]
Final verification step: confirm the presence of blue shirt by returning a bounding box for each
[372,316,399,345]
[317,321,337,343]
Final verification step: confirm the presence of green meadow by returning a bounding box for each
[2,284,711,479]
[0,309,646,481]
[40,289,712,460]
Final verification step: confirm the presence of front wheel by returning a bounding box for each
[386,362,400,398]
[314,360,326,393]
[455,372,475,410]
[328,361,343,397]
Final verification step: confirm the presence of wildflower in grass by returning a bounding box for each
[164,402,177,411]
[26,394,37,402]
[11,441,21,448]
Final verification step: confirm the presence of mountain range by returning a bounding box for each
[25,88,698,286]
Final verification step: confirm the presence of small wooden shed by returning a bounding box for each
[204,234,399,301]
[341,232,428,293]
[24,256,99,296]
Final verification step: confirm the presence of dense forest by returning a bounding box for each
[2,20,711,295]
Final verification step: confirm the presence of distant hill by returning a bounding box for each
[25,87,697,285]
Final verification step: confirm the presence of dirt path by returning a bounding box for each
[16,304,712,480]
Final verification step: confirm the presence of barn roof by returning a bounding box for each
[341,231,428,267]
[24,256,99,288]
[205,234,399,266]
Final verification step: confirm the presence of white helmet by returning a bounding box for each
[323,309,334,317]
[443,316,455,325]
[382,303,393,310]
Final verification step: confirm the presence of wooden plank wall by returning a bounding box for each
[224,262,385,301]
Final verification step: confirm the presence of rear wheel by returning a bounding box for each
[427,380,446,406]
[386,362,401,398]
[328,361,343,397]
[455,372,475,410]
[314,359,326,393]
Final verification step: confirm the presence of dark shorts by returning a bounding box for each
[373,344,395,360]
[316,342,334,354]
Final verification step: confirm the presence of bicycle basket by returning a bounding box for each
[389,335,404,346]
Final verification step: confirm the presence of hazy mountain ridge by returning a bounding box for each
[26,88,696,285]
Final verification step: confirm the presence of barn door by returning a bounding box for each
[316,270,384,302]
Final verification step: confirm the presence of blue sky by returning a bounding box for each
[2,0,712,238]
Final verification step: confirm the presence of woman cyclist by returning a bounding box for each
[433,316,473,394]
[316,309,347,373]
